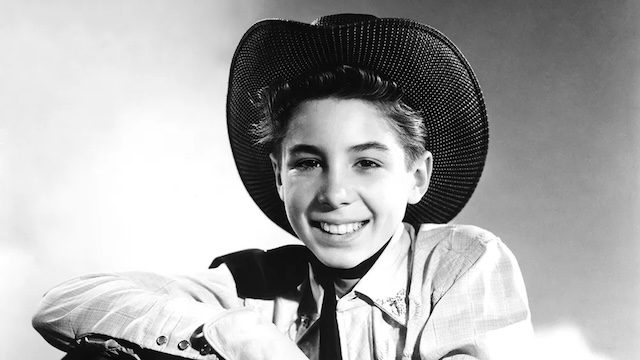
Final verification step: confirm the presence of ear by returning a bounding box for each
[269,153,284,201]
[407,151,432,205]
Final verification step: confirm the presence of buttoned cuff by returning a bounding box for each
[126,297,227,359]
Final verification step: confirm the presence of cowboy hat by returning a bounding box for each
[227,13,489,235]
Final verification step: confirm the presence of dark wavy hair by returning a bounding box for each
[254,65,427,167]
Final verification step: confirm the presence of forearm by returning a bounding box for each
[33,267,242,358]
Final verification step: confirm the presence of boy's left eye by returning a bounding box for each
[355,159,381,169]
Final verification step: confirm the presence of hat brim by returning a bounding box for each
[227,16,489,236]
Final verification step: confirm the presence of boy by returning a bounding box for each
[33,14,532,360]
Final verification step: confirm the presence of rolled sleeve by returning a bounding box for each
[33,265,243,359]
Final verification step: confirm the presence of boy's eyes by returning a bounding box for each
[292,158,381,170]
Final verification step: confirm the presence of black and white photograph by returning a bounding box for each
[1,1,638,359]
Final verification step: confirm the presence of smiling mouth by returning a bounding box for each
[317,221,368,235]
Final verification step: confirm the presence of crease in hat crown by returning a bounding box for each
[226,13,489,236]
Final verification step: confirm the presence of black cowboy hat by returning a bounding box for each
[227,14,489,236]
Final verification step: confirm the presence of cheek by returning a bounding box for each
[369,175,413,217]
[281,177,315,218]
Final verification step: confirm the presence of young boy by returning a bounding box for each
[33,14,532,360]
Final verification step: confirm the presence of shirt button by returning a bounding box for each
[156,336,167,345]
[177,340,190,350]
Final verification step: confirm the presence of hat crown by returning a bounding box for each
[311,13,378,27]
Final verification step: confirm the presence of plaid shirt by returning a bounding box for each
[33,223,533,360]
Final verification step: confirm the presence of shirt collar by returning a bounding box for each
[352,223,413,326]
[305,223,414,327]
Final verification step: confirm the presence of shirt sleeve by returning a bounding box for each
[32,265,244,359]
[416,226,534,360]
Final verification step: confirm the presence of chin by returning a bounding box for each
[315,249,368,269]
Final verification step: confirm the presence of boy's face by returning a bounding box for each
[270,98,431,268]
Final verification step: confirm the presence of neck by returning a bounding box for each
[310,241,390,297]
[333,278,360,298]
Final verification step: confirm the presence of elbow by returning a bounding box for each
[31,285,77,351]
[32,292,56,335]
[31,305,47,334]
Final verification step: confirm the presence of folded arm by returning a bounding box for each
[33,266,242,359]
[33,247,311,360]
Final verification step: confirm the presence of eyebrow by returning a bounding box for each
[349,141,390,153]
[287,142,390,156]
[287,144,322,156]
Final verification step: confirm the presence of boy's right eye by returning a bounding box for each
[294,159,321,170]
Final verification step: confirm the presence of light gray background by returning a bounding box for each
[1,0,638,359]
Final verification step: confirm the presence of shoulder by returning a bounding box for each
[413,223,504,261]
[408,225,533,355]
[410,224,520,296]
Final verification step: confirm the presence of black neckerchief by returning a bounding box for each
[309,241,390,360]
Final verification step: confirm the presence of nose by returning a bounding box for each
[316,169,353,208]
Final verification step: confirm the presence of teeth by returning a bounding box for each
[320,221,364,234]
